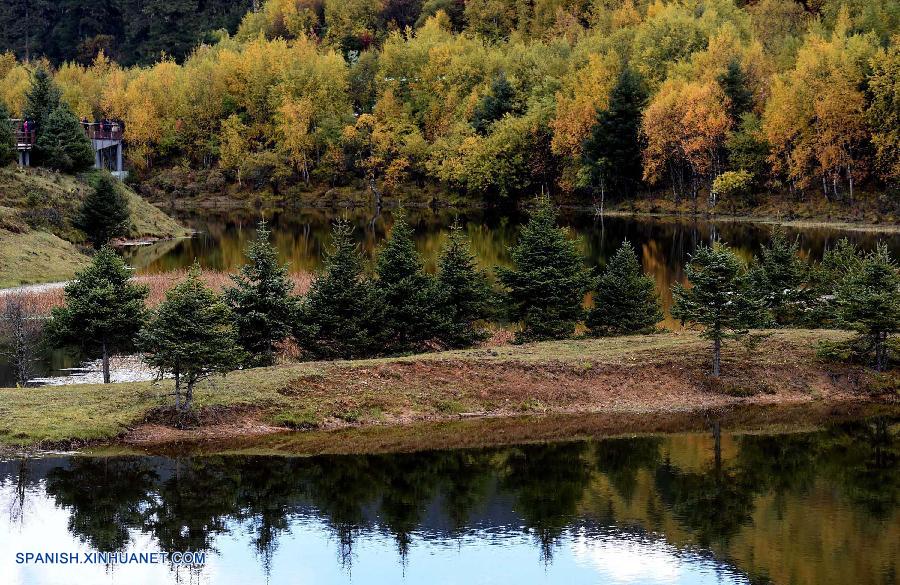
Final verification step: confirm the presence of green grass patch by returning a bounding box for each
[270,408,319,430]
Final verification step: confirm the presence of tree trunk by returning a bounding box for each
[848,163,854,203]
[369,176,382,210]
[599,180,605,216]
[712,337,721,377]
[174,367,181,410]
[101,340,110,384]
[184,381,193,412]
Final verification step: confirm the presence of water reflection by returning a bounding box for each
[124,209,900,325]
[1,418,897,584]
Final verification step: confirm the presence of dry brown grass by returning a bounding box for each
[0,270,313,315]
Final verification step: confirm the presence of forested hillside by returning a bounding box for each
[0,0,253,66]
[2,0,900,207]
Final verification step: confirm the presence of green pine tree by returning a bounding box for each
[835,244,900,371]
[0,103,15,165]
[294,219,378,360]
[749,230,811,326]
[74,172,130,248]
[224,220,299,365]
[139,265,244,411]
[372,211,447,353]
[471,72,516,135]
[497,198,593,341]
[725,113,769,180]
[46,247,148,383]
[23,66,62,134]
[718,59,754,124]
[808,238,863,326]
[672,243,767,376]
[587,240,662,336]
[36,103,95,173]
[580,66,647,200]
[436,222,493,348]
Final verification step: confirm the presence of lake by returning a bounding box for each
[1,417,897,584]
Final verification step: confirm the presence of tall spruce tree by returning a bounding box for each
[471,72,516,135]
[46,247,148,383]
[587,240,662,336]
[372,211,447,353]
[36,103,95,173]
[436,223,493,348]
[749,230,811,326]
[23,67,62,134]
[140,265,244,411]
[294,219,378,360]
[672,244,767,376]
[224,220,298,365]
[580,66,647,201]
[497,198,592,341]
[75,172,130,248]
[835,244,899,371]
[0,104,15,165]
[718,59,754,124]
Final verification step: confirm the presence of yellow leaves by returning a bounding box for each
[276,96,315,177]
[55,51,123,119]
[550,52,619,158]
[642,79,730,185]
[762,29,877,189]
[611,0,642,30]
[219,114,251,183]
[0,59,30,116]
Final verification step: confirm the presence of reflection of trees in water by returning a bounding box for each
[45,457,158,552]
[20,420,898,576]
[818,418,899,519]
[594,436,662,503]
[501,442,593,561]
[6,457,30,527]
[149,457,242,554]
[654,424,758,548]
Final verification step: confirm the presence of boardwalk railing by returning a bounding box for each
[83,123,124,141]
[7,119,124,147]
[14,130,36,148]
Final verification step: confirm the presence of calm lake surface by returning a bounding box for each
[1,419,897,584]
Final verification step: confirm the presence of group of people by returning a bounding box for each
[15,118,36,144]
[80,117,123,139]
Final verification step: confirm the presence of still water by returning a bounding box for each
[1,419,897,584]
[125,207,900,320]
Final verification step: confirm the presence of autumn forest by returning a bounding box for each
[2,0,900,206]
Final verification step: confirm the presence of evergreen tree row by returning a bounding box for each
[45,199,898,412]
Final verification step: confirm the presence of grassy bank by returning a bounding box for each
[0,166,190,287]
[0,329,895,452]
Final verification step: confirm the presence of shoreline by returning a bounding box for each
[105,400,900,458]
[1,330,896,457]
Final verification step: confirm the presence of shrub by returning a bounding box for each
[711,170,753,205]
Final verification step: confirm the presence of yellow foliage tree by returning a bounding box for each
[642,79,731,200]
[276,95,315,183]
[762,20,877,200]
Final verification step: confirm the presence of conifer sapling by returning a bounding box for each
[587,240,662,336]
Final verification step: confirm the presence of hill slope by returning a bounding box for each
[0,166,188,287]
